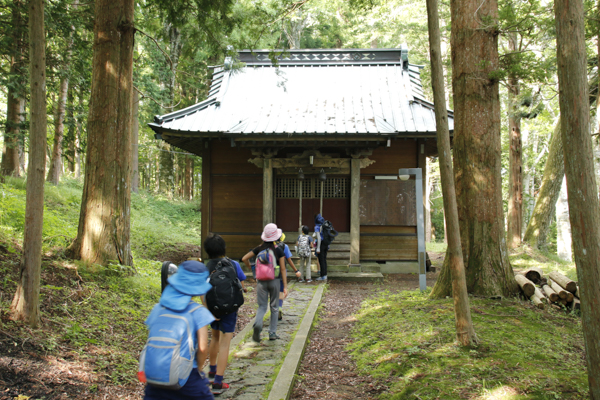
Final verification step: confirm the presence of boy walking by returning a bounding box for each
[296,225,314,282]
[275,233,301,320]
[204,234,247,395]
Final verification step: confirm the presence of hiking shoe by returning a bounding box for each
[212,382,230,395]
[278,310,283,320]
[208,371,216,382]
[252,325,261,342]
[269,333,280,340]
[316,275,327,281]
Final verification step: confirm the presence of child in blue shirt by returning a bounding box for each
[142,261,215,400]
[203,233,247,395]
[275,233,301,320]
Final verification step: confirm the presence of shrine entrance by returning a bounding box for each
[275,176,350,232]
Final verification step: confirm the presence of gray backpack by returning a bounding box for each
[297,235,311,257]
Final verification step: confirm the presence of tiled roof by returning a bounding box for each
[149,49,453,140]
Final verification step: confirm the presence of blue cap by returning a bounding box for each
[160,261,212,311]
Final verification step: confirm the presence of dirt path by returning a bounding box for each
[291,273,438,400]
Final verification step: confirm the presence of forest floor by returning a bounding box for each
[0,243,442,400]
[0,244,588,400]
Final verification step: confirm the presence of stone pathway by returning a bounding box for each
[215,282,322,400]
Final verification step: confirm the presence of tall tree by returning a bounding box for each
[555,0,600,396]
[1,0,26,177]
[426,0,478,346]
[505,31,522,249]
[523,121,563,249]
[67,0,134,266]
[46,75,68,184]
[10,0,47,327]
[439,0,518,296]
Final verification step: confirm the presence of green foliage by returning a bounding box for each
[0,177,202,260]
[349,290,588,399]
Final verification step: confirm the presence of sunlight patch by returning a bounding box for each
[478,384,520,400]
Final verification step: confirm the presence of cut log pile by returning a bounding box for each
[515,268,580,311]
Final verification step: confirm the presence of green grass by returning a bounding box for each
[509,246,577,282]
[426,242,447,253]
[0,177,204,385]
[0,176,202,260]
[349,289,587,399]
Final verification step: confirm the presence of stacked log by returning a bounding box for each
[515,270,580,311]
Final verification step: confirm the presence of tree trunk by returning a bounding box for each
[183,155,193,200]
[425,163,432,242]
[47,76,69,184]
[11,0,47,328]
[556,177,572,261]
[132,90,139,193]
[2,0,26,177]
[67,0,134,266]
[506,33,523,249]
[523,121,563,248]
[555,0,600,396]
[426,0,478,346]
[443,0,517,297]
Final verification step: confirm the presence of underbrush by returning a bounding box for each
[0,257,162,385]
[349,289,587,399]
[0,176,202,260]
[0,177,203,387]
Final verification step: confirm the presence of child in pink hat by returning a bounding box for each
[242,223,288,341]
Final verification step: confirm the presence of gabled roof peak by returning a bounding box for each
[238,48,410,69]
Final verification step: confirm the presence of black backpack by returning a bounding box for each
[321,220,338,247]
[206,258,245,318]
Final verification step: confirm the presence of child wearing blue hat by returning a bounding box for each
[140,260,216,400]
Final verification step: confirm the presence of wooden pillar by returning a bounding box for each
[200,141,211,260]
[263,158,273,227]
[350,158,361,266]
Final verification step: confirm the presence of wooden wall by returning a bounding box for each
[360,140,420,261]
[205,140,264,260]
[202,139,422,262]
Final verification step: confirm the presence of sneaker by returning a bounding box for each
[298,279,305,283]
[278,310,283,320]
[208,371,216,382]
[316,275,327,281]
[212,382,230,395]
[252,325,261,342]
[269,333,280,340]
[306,279,312,283]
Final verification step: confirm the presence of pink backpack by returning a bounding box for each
[255,249,278,281]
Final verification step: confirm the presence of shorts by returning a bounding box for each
[144,368,213,400]
[210,311,237,333]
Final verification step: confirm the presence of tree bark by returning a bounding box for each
[506,33,523,249]
[555,0,600,396]
[10,0,47,328]
[183,156,193,200]
[132,90,139,193]
[523,121,563,249]
[67,0,134,266]
[556,176,572,261]
[47,76,69,184]
[2,0,26,177]
[440,0,518,297]
[426,0,478,346]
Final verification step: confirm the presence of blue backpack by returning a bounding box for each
[138,303,200,389]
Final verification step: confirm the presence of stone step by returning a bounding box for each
[327,272,384,282]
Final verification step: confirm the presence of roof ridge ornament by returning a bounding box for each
[400,44,409,70]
